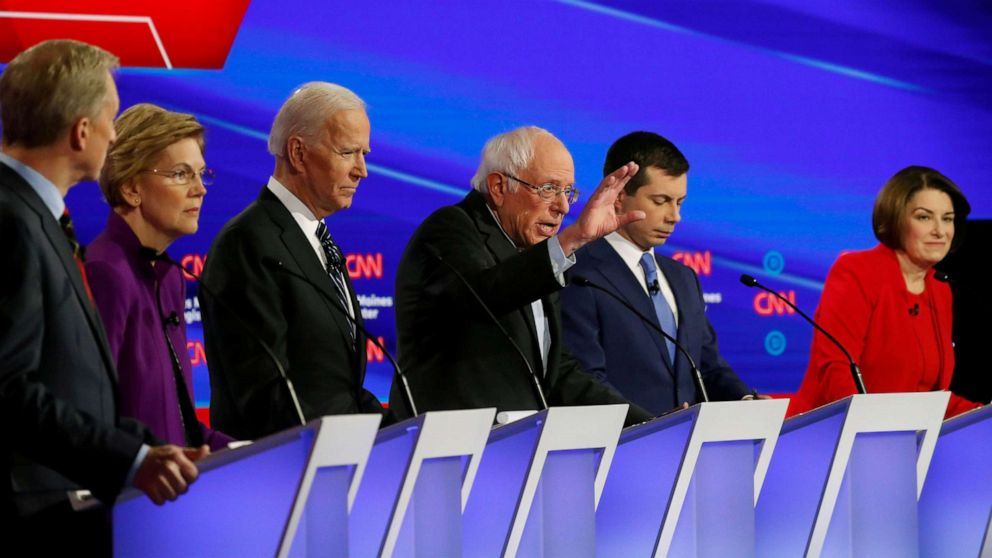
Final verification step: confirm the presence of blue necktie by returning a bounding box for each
[639,253,677,364]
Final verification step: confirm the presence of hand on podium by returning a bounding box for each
[133,445,210,505]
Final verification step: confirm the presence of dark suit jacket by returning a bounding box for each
[201,186,382,440]
[561,237,748,414]
[388,190,652,426]
[0,162,150,516]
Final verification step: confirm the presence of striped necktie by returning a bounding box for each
[315,221,355,340]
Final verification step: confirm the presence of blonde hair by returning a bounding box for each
[0,39,119,147]
[99,103,205,207]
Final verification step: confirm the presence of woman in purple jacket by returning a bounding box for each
[87,103,232,449]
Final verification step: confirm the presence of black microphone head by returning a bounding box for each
[261,256,284,269]
[740,274,758,287]
[570,275,592,287]
[933,270,950,283]
[424,244,444,262]
[138,247,163,262]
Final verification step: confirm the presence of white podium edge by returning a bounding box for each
[804,391,950,557]
[501,404,627,558]
[276,413,382,558]
[654,399,789,557]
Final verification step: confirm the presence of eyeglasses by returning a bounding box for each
[502,173,579,204]
[141,167,215,186]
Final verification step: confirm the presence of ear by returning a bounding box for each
[614,189,627,214]
[486,172,507,207]
[120,177,141,208]
[69,116,90,151]
[287,136,307,172]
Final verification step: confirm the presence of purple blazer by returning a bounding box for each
[86,212,233,450]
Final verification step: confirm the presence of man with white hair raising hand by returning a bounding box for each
[202,82,383,440]
[389,126,654,426]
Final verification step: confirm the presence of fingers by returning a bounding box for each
[135,445,202,506]
[183,444,211,462]
[589,162,639,202]
[615,210,646,228]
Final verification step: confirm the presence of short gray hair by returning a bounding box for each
[268,81,366,157]
[470,126,557,194]
[0,39,119,148]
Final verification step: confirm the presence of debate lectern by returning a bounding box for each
[755,392,949,557]
[462,404,628,558]
[919,404,992,558]
[597,399,789,557]
[347,408,496,558]
[113,414,382,558]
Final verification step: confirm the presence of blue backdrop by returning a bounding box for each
[44,0,992,405]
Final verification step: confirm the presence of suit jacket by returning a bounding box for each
[560,238,748,414]
[0,162,150,516]
[201,186,382,440]
[789,244,980,418]
[388,190,652,426]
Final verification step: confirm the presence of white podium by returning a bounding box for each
[919,403,992,558]
[597,399,788,557]
[462,404,628,558]
[756,392,948,557]
[113,414,382,558]
[348,408,495,557]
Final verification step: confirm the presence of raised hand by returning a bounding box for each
[558,162,644,255]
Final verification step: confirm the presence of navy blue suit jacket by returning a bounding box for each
[561,238,748,414]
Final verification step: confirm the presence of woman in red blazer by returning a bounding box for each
[789,166,982,418]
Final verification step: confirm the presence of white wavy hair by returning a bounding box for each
[268,81,365,157]
[470,125,557,194]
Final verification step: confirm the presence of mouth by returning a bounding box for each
[184,207,200,215]
[537,222,559,236]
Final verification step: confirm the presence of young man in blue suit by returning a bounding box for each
[561,132,752,414]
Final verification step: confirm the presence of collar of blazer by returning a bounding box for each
[1,163,120,382]
[256,187,365,369]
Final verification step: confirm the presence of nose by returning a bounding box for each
[550,190,570,214]
[355,153,368,178]
[671,204,682,224]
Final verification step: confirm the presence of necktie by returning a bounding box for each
[639,252,677,364]
[315,221,355,340]
[59,208,94,301]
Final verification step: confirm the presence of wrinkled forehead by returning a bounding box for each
[525,134,574,184]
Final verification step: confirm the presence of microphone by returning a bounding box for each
[570,275,709,403]
[261,257,419,417]
[141,248,307,427]
[163,311,181,327]
[739,274,867,394]
[426,247,549,411]
[933,270,951,283]
[909,303,920,317]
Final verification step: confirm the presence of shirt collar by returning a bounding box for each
[606,231,652,269]
[266,175,322,235]
[0,151,65,219]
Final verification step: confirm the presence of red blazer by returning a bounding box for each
[789,244,979,418]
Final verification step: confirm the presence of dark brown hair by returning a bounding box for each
[872,165,970,252]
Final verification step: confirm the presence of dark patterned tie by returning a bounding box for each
[315,221,355,340]
[59,208,94,301]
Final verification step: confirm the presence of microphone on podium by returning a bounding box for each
[570,275,709,403]
[141,248,307,427]
[426,246,549,411]
[261,257,419,417]
[739,274,867,395]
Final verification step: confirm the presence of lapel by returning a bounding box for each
[3,167,120,382]
[592,240,676,376]
[257,189,361,372]
[464,192,543,369]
